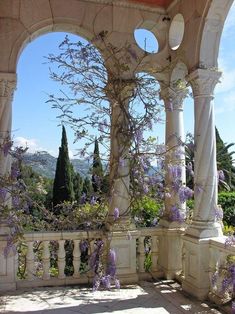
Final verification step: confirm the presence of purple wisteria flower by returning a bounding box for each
[106,249,116,277]
[186,162,194,177]
[0,187,7,201]
[90,196,96,205]
[80,193,86,204]
[217,170,225,181]
[168,165,182,179]
[11,162,20,180]
[169,205,185,223]
[135,129,143,143]
[214,206,223,221]
[174,148,184,159]
[80,240,89,253]
[2,140,13,156]
[114,278,120,289]
[225,235,235,248]
[194,184,204,195]
[114,207,119,220]
[178,186,194,203]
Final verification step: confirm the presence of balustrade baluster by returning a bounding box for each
[58,240,65,279]
[151,236,159,272]
[42,241,50,280]
[73,240,81,278]
[26,241,34,280]
[137,236,145,274]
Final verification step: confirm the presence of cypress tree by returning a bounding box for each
[92,138,104,192]
[73,172,83,203]
[82,176,93,198]
[53,126,74,206]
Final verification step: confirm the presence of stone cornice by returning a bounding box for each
[83,0,166,13]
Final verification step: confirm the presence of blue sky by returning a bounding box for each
[12,2,235,158]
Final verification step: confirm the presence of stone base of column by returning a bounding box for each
[0,223,17,291]
[185,221,223,238]
[182,235,211,300]
[159,218,187,229]
[111,229,139,280]
[158,226,185,280]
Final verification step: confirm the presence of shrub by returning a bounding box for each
[131,196,162,227]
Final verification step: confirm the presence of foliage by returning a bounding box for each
[52,125,74,206]
[216,127,235,191]
[131,196,162,227]
[72,171,83,203]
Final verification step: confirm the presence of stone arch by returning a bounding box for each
[199,0,234,69]
[9,23,96,74]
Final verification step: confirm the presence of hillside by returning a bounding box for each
[23,152,91,178]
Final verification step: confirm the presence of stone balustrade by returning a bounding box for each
[14,228,163,289]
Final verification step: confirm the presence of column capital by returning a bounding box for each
[187,68,221,97]
[0,73,17,99]
[160,86,188,111]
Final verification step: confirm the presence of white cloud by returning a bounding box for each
[13,137,43,153]
[215,91,235,114]
[215,67,235,94]
[68,150,74,159]
[13,136,75,159]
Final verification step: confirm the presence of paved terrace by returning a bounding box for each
[0,280,230,314]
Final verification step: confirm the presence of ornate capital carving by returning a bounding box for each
[0,73,17,99]
[160,86,188,111]
[187,69,221,97]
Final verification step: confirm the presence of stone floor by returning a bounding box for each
[0,280,230,314]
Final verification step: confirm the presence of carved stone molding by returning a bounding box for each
[0,73,17,100]
[187,68,221,97]
[160,86,187,110]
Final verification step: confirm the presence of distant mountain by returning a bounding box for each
[23,152,91,178]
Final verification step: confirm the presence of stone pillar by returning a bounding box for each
[182,68,222,300]
[160,86,187,226]
[0,73,16,175]
[105,78,135,230]
[0,72,17,291]
[186,68,222,238]
[157,85,187,280]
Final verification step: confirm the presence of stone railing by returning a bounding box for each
[14,227,163,289]
[208,237,235,305]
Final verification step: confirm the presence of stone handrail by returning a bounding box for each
[15,227,163,289]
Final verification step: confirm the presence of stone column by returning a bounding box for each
[105,78,135,230]
[182,69,222,300]
[0,72,17,291]
[0,73,16,175]
[186,68,222,238]
[157,85,187,280]
[160,86,187,226]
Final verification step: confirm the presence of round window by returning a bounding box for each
[134,29,158,54]
[169,14,185,50]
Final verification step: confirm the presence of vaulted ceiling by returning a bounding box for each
[129,0,174,9]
